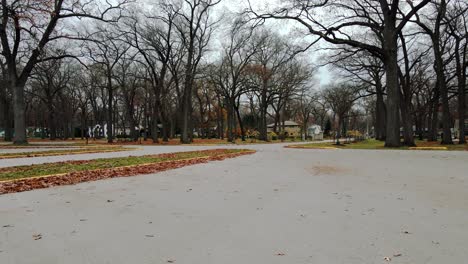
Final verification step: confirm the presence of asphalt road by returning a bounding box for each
[1,143,467,264]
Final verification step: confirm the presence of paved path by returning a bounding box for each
[1,144,468,263]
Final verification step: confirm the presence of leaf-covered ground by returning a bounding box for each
[0,149,254,194]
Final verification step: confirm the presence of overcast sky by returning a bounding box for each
[218,0,333,88]
[138,0,333,88]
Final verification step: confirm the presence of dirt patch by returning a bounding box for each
[308,165,349,176]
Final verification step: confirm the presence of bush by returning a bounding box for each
[246,130,260,142]
[267,131,278,141]
[247,130,260,139]
[347,130,364,141]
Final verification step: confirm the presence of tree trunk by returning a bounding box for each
[12,80,27,144]
[383,27,401,147]
[455,39,466,144]
[428,87,440,142]
[107,75,114,143]
[151,107,159,144]
[335,114,342,145]
[258,80,268,141]
[431,1,452,145]
[226,99,235,143]
[400,92,415,146]
[81,112,86,140]
[273,110,280,134]
[48,106,57,140]
[4,112,12,141]
[161,114,169,142]
[0,81,12,141]
[235,103,246,141]
[434,49,452,144]
[375,81,387,141]
[181,44,195,144]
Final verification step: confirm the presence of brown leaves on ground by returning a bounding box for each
[0,150,254,194]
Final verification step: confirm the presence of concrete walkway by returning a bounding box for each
[1,144,468,263]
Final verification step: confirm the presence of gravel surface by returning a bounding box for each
[1,143,467,264]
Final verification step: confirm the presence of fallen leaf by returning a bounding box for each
[0,150,254,194]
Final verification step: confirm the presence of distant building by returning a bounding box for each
[267,121,301,137]
[454,118,468,137]
[307,125,324,141]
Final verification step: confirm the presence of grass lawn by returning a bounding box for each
[100,138,310,145]
[287,139,468,151]
[0,149,252,182]
[0,145,133,159]
[12,137,312,146]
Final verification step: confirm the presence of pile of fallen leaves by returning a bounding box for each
[0,149,254,194]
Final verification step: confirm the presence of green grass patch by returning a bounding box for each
[0,145,131,159]
[0,149,250,181]
[288,139,468,151]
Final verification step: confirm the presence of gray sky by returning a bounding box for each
[138,0,333,88]
[217,0,333,88]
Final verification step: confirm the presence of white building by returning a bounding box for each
[307,125,324,141]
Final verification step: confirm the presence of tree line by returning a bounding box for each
[1,0,467,147]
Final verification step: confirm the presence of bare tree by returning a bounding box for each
[244,30,292,141]
[85,29,130,143]
[125,1,181,142]
[446,0,468,144]
[0,0,129,144]
[175,0,220,144]
[29,57,73,140]
[295,87,318,139]
[248,0,431,147]
[209,20,259,142]
[411,0,455,144]
[329,50,387,141]
[322,83,359,144]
